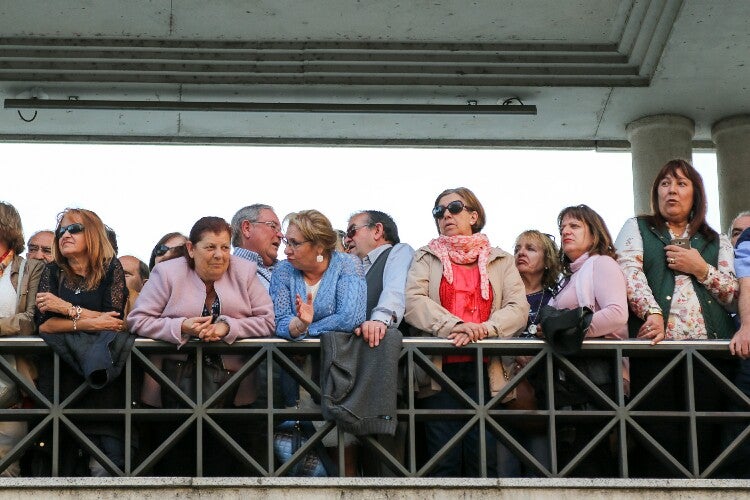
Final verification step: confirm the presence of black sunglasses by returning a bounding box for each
[154,243,183,257]
[56,223,85,238]
[432,200,469,219]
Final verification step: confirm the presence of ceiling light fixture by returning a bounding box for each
[4,99,537,115]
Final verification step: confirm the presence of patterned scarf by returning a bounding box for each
[0,249,13,278]
[428,233,491,300]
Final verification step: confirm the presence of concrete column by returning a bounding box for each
[712,115,750,231]
[626,115,695,215]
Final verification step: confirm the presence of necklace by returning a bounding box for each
[526,290,547,336]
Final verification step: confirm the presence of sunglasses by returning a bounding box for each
[345,224,372,239]
[154,243,183,257]
[432,200,469,219]
[56,223,85,238]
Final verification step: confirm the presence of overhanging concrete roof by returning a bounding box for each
[0,0,746,147]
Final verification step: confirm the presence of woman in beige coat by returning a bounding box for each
[0,201,43,476]
[404,187,528,477]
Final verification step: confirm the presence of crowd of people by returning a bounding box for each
[0,157,748,478]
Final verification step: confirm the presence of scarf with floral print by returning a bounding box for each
[428,233,491,300]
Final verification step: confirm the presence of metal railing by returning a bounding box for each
[0,337,747,478]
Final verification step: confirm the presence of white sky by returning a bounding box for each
[2,143,721,264]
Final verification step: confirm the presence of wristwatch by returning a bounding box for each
[645,306,662,319]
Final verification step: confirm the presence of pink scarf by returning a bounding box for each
[428,233,491,300]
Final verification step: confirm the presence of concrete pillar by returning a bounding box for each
[712,115,750,231]
[626,115,695,215]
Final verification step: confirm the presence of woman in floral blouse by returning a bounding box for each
[614,159,738,477]
[615,159,737,342]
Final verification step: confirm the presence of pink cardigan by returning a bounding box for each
[127,255,275,406]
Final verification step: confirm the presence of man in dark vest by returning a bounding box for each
[344,210,414,476]
[344,210,414,347]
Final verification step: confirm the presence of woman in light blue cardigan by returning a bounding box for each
[269,209,366,476]
[270,210,365,339]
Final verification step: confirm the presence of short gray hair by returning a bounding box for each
[231,204,274,247]
[728,210,750,237]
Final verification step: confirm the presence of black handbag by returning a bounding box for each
[538,305,593,355]
[160,355,234,408]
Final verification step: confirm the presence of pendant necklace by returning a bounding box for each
[527,290,546,336]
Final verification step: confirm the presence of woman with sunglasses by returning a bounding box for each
[34,208,130,476]
[269,209,366,475]
[148,232,187,271]
[404,187,528,477]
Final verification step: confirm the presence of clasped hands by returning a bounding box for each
[181,316,228,342]
[448,322,489,347]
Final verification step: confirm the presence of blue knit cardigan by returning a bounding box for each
[270,251,366,339]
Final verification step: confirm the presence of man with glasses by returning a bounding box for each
[343,210,413,476]
[26,230,54,263]
[230,204,282,290]
[344,210,414,346]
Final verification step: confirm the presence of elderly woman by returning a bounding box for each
[615,159,737,477]
[128,216,274,475]
[270,210,365,339]
[35,208,130,476]
[148,232,187,271]
[0,202,43,477]
[514,230,561,335]
[404,187,528,477]
[269,209,366,476]
[496,230,561,477]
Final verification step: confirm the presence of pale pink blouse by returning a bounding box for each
[614,218,737,340]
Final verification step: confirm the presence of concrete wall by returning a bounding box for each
[1,478,749,499]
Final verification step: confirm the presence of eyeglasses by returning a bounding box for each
[56,223,85,238]
[281,237,310,250]
[432,200,469,219]
[28,244,53,255]
[154,243,183,257]
[345,224,372,239]
[251,220,281,233]
[542,233,557,243]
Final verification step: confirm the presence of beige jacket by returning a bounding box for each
[0,255,44,385]
[404,245,529,397]
[0,255,43,336]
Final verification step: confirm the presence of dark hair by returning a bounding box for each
[354,210,401,244]
[148,231,187,270]
[0,201,25,254]
[646,159,716,241]
[433,187,486,234]
[137,259,150,281]
[557,204,617,275]
[105,225,118,255]
[53,208,115,290]
[186,217,232,269]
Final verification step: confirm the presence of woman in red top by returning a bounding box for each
[405,187,528,477]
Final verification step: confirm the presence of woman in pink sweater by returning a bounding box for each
[548,204,628,477]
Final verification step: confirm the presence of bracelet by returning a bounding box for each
[72,306,82,331]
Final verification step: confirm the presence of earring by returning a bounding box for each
[316,254,324,263]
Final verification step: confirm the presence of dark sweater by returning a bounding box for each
[320,329,402,436]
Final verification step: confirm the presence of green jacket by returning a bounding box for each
[634,217,734,339]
